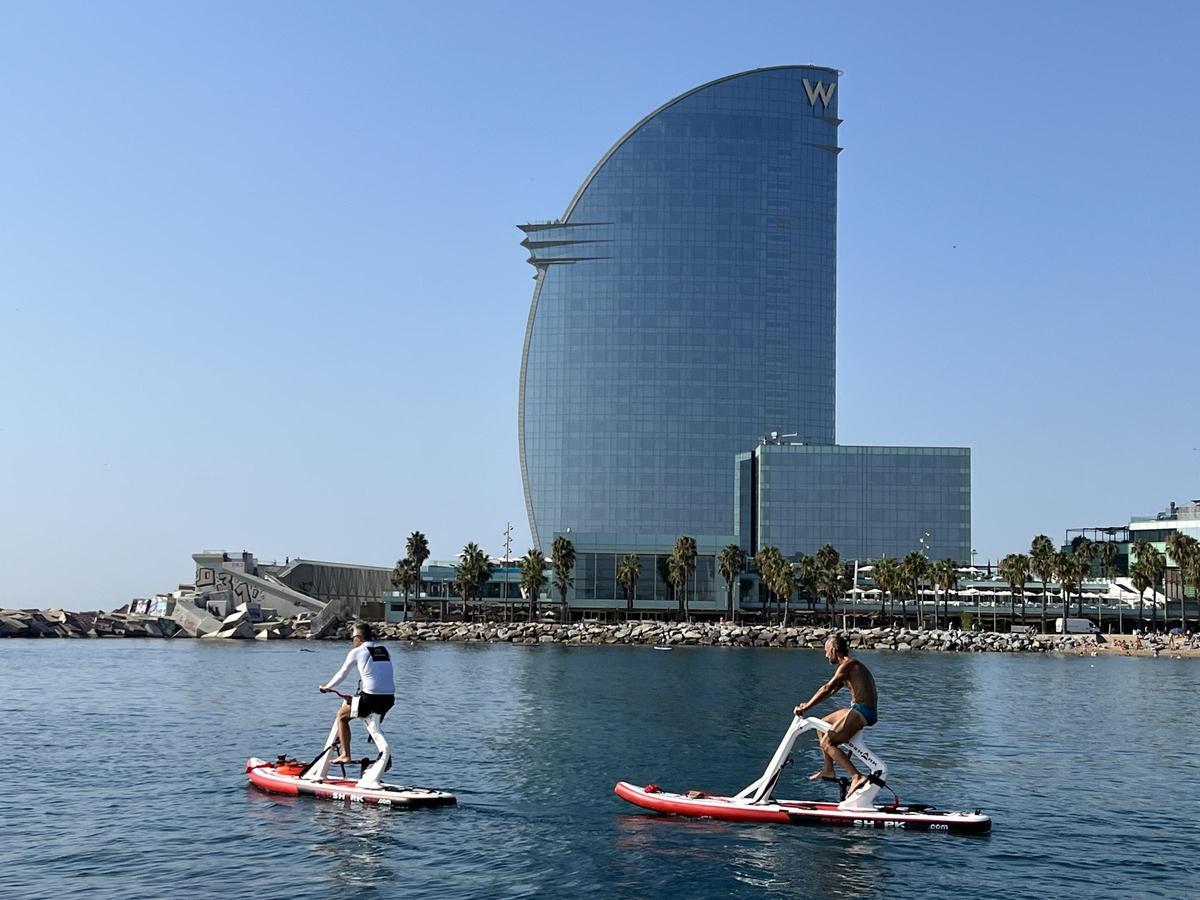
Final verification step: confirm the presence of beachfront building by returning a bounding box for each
[518,65,841,551]
[1067,498,1200,573]
[517,65,972,602]
[1128,499,1200,551]
[735,443,972,562]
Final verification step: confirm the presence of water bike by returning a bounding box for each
[246,690,456,808]
[615,715,990,834]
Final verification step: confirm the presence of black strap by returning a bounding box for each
[298,740,340,779]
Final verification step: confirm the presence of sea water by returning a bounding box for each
[1,640,1196,899]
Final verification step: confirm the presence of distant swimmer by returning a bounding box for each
[794,634,878,797]
[319,623,395,764]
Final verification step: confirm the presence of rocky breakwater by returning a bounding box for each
[0,608,184,639]
[0,606,314,640]
[349,621,1096,654]
[2,609,1104,655]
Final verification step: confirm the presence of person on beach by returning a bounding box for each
[794,633,878,797]
[318,622,395,764]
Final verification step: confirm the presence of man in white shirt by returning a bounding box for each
[318,622,396,764]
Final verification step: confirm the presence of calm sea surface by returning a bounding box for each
[1,639,1197,899]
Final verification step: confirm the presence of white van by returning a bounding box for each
[1054,617,1100,634]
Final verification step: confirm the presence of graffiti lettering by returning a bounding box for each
[234,582,259,605]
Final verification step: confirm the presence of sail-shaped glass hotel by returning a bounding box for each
[519,66,970,584]
[520,66,841,549]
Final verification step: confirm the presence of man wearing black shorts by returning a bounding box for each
[319,622,395,763]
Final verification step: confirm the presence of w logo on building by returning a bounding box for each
[802,78,837,108]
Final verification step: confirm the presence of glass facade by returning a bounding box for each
[557,532,733,610]
[519,66,841,549]
[735,444,972,562]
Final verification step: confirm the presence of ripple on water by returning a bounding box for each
[2,641,1199,898]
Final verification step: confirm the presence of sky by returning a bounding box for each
[1,1,1197,610]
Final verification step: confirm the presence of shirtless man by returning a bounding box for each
[793,633,878,796]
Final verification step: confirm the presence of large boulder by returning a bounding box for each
[0,615,29,637]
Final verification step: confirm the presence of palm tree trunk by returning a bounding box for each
[1041,584,1048,634]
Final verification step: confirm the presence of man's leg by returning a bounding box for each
[808,710,852,780]
[822,709,868,792]
[330,702,353,763]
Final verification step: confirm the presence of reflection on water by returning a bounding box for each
[2,640,1198,898]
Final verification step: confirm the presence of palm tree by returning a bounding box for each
[1097,540,1119,581]
[795,554,819,620]
[998,553,1030,628]
[551,536,576,622]
[519,547,548,621]
[1057,550,1090,627]
[1095,540,1119,630]
[776,559,799,627]
[672,535,698,622]
[616,554,640,620]
[1030,535,1056,634]
[753,546,780,621]
[1055,550,1077,627]
[814,544,841,626]
[391,556,419,622]
[1183,538,1200,630]
[667,551,688,621]
[1165,532,1198,629]
[717,544,746,622]
[755,549,796,626]
[1132,542,1165,631]
[1071,537,1096,581]
[1130,560,1150,633]
[900,551,928,628]
[1072,542,1095,617]
[873,557,900,624]
[930,558,957,629]
[406,530,430,601]
[453,542,491,621]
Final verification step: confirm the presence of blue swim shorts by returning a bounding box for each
[850,702,878,727]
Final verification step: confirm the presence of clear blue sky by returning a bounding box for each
[1,1,1197,609]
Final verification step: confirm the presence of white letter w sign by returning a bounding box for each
[802,79,837,108]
